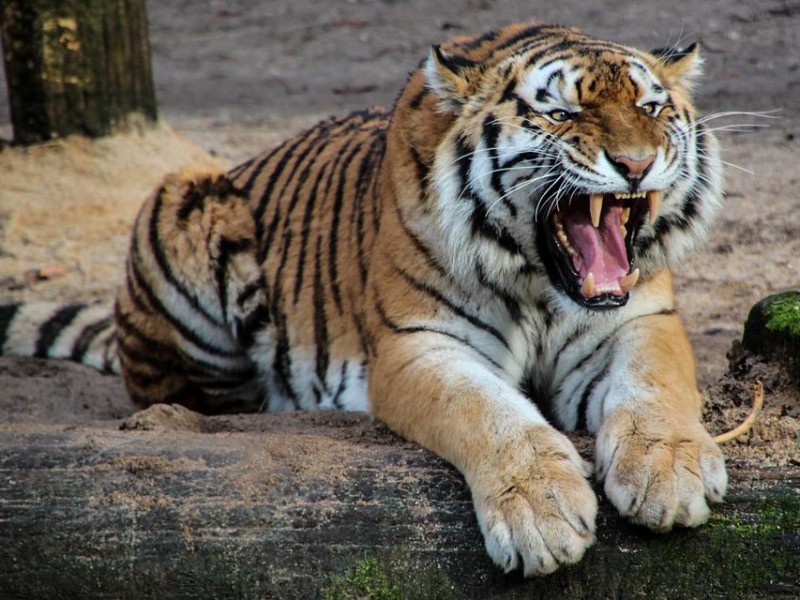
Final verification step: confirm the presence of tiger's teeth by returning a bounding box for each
[621,207,630,225]
[581,272,596,297]
[590,193,603,228]
[613,191,646,200]
[619,268,640,293]
[647,190,661,225]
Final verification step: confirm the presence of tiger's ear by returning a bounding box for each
[651,43,703,92]
[424,45,480,111]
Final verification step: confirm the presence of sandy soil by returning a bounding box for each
[0,0,798,466]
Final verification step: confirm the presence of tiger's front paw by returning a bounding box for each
[470,427,597,576]
[596,408,727,532]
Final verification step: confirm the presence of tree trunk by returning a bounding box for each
[0,406,798,600]
[0,0,157,144]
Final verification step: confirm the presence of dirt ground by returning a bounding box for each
[0,0,798,466]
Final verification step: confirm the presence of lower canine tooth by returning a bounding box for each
[619,268,640,293]
[647,190,661,225]
[581,272,596,297]
[590,193,603,228]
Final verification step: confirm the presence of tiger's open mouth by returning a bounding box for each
[541,190,660,309]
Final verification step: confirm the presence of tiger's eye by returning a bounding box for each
[548,110,572,122]
[641,102,660,116]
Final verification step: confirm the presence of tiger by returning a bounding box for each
[0,21,727,576]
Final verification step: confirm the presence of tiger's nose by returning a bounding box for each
[609,153,655,181]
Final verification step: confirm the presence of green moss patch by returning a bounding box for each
[320,552,456,600]
[742,290,800,383]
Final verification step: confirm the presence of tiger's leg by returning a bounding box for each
[593,274,727,531]
[368,333,597,576]
[116,167,268,413]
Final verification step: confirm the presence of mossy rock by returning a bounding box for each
[742,290,800,384]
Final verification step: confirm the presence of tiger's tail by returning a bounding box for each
[0,302,120,374]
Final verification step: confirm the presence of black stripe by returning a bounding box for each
[458,27,500,50]
[268,224,300,407]
[331,361,349,409]
[293,145,343,305]
[117,314,252,382]
[393,199,448,279]
[483,114,517,217]
[494,24,548,52]
[257,123,342,266]
[368,136,385,232]
[237,278,264,308]
[328,141,366,313]
[115,306,176,356]
[516,97,533,119]
[408,145,429,187]
[130,236,239,358]
[149,191,221,327]
[175,346,255,381]
[313,237,331,394]
[475,263,522,323]
[500,78,517,104]
[271,308,299,407]
[252,126,330,255]
[215,237,255,323]
[292,161,330,305]
[524,41,598,70]
[470,198,526,256]
[681,126,708,222]
[501,150,546,169]
[353,311,372,357]
[71,317,113,363]
[355,134,385,286]
[0,303,21,350]
[546,69,564,90]
[395,267,510,351]
[237,144,284,196]
[254,119,336,219]
[575,343,615,431]
[235,302,270,349]
[433,44,476,71]
[454,133,474,194]
[227,156,256,181]
[409,88,428,109]
[118,339,179,377]
[35,304,84,358]
[483,114,502,197]
[535,87,549,102]
[179,174,245,223]
[372,287,503,371]
[554,308,676,380]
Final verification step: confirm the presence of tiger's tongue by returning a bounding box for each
[562,205,629,293]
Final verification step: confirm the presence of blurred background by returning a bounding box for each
[1,0,797,161]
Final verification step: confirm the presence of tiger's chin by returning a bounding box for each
[540,189,661,310]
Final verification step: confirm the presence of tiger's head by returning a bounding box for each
[393,22,722,310]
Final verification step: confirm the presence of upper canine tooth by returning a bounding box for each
[647,190,661,225]
[619,268,640,293]
[590,193,603,228]
[621,207,631,225]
